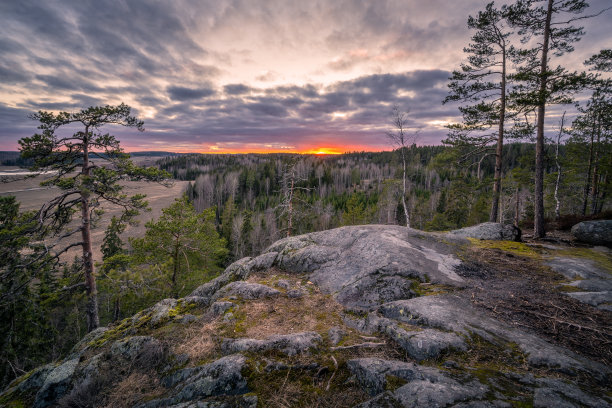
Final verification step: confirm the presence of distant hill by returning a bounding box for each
[0,151,184,167]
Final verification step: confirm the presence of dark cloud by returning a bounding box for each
[167,86,216,101]
[224,84,252,95]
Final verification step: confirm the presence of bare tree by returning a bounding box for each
[387,106,418,228]
[276,159,312,237]
[553,112,566,219]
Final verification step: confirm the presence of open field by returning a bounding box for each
[0,165,188,263]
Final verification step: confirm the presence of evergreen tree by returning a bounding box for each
[444,2,527,222]
[130,196,228,298]
[0,197,54,387]
[19,104,169,331]
[506,0,600,237]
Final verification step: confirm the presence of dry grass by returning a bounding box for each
[173,320,220,363]
[105,372,164,408]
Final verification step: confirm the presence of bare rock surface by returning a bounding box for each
[139,354,249,408]
[348,357,488,407]
[379,295,608,378]
[212,281,280,301]
[547,255,612,310]
[33,358,79,408]
[263,225,465,309]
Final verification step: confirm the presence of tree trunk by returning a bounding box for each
[582,127,595,216]
[81,125,99,332]
[401,147,410,228]
[172,238,180,297]
[590,119,601,215]
[490,46,507,223]
[113,298,120,322]
[287,172,294,237]
[533,0,554,239]
[514,187,520,228]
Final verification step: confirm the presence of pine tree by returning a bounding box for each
[19,104,169,331]
[506,0,600,237]
[444,2,528,222]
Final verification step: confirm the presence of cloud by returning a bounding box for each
[167,86,216,101]
[0,0,610,151]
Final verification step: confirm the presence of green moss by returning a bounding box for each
[557,285,583,293]
[410,279,455,296]
[385,374,408,391]
[243,352,368,407]
[88,312,153,348]
[468,239,540,259]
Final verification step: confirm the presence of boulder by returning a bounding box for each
[110,336,163,364]
[213,281,280,301]
[140,354,249,408]
[571,220,612,246]
[33,358,79,408]
[449,222,521,241]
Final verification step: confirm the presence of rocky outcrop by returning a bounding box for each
[571,220,612,246]
[2,224,610,408]
[449,222,521,241]
[213,281,280,301]
[379,295,607,378]
[348,358,488,406]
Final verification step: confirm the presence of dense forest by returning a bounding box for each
[0,0,610,394]
[158,140,610,261]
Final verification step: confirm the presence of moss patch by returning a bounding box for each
[468,239,541,259]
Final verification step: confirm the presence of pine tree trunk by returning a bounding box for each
[554,113,565,220]
[582,128,595,216]
[490,47,506,223]
[590,120,601,215]
[533,0,554,239]
[514,187,520,228]
[81,126,99,332]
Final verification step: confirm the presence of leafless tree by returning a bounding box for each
[387,106,418,228]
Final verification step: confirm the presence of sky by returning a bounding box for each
[0,0,610,153]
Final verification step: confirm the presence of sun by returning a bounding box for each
[306,147,342,155]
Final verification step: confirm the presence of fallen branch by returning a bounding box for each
[326,356,338,391]
[330,342,386,351]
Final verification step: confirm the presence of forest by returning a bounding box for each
[0,0,610,395]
